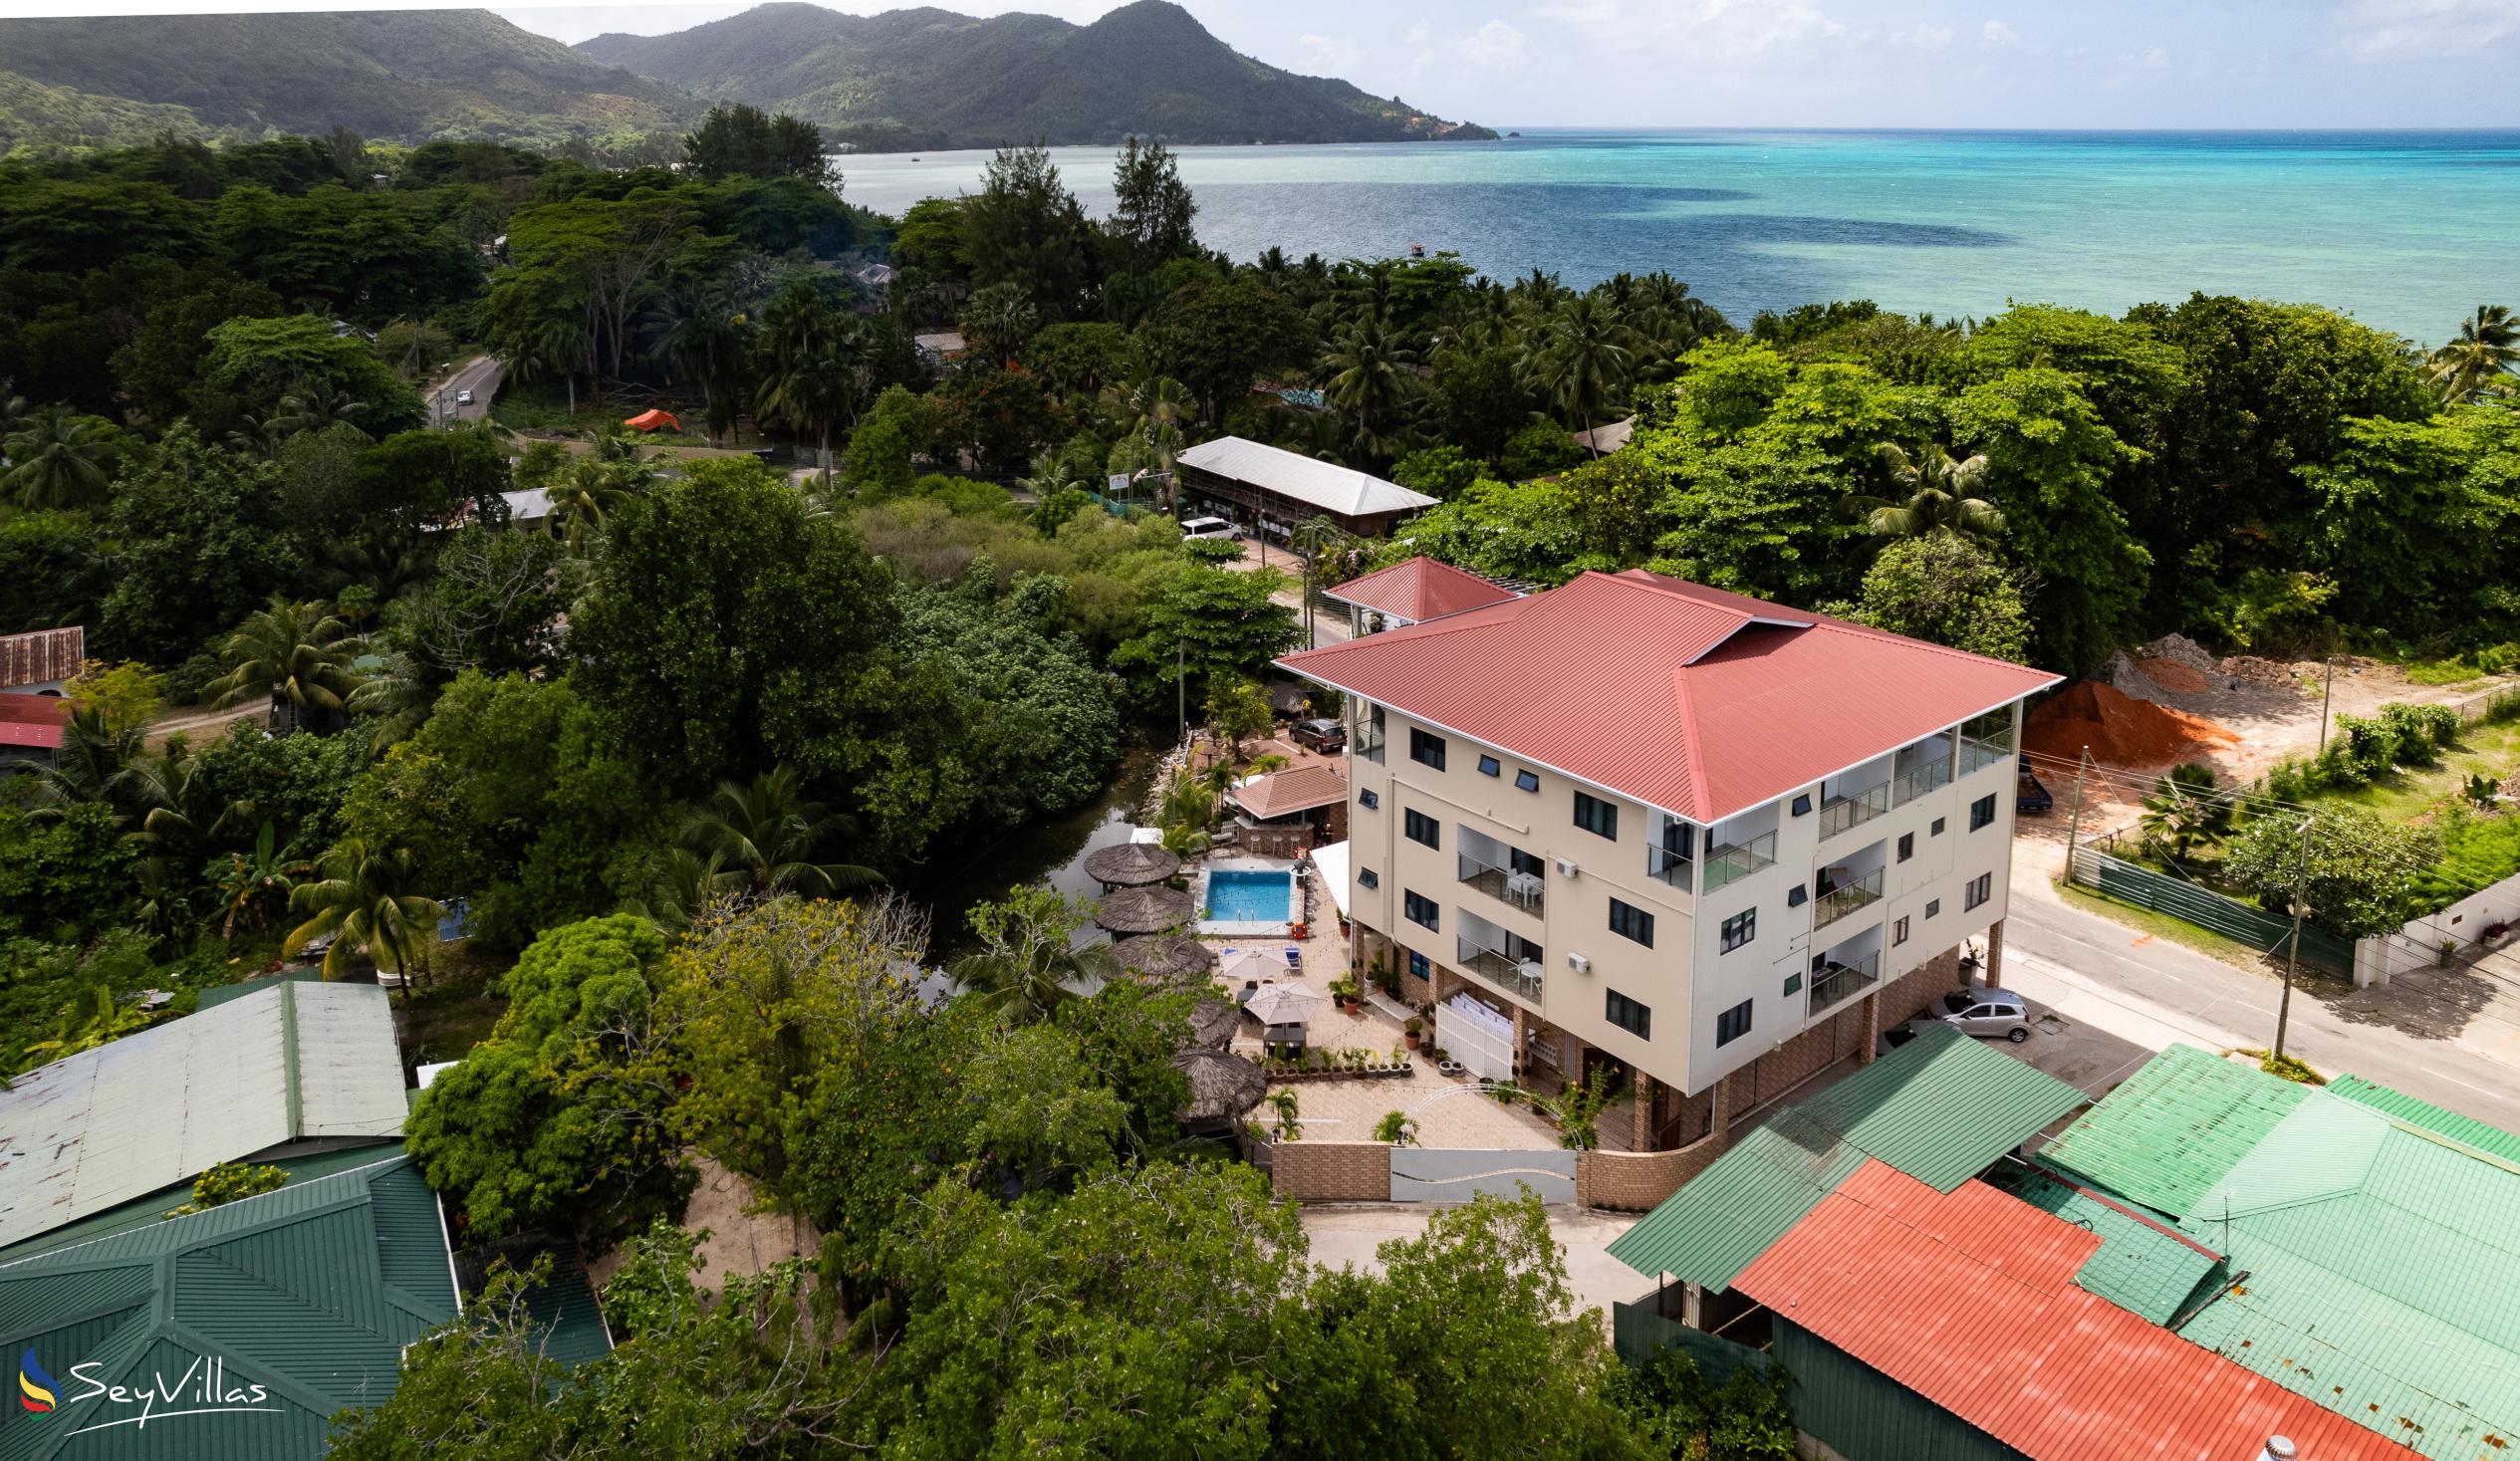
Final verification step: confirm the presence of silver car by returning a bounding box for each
[1923,987,2032,1043]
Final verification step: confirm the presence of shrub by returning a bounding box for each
[2486,687,2520,726]
[1495,421,1584,481]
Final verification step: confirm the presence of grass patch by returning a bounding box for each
[2055,879,2277,974]
[2300,716,2520,825]
[2400,657,2493,688]
[2235,1047,2327,1085]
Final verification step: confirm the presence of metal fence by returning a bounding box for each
[2070,846,2353,975]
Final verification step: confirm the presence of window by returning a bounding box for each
[1574,791,1619,841]
[1477,754,1501,778]
[1969,793,1997,832]
[1515,770,1540,793]
[1715,999,1754,1047]
[1925,898,1941,919]
[1931,817,1947,837]
[1359,867,1380,889]
[1720,908,1756,953]
[1606,989,1652,1038]
[1787,885,1807,907]
[1608,898,1654,947]
[1893,915,1910,946]
[1897,832,1914,862]
[1408,950,1428,980]
[1792,793,1812,816]
[1410,728,1446,770]
[1965,871,1993,910]
[1404,890,1439,930]
[1404,809,1439,849]
[1783,973,1803,996]
[1359,789,1380,810]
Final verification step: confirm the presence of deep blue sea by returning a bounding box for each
[836,128,2520,348]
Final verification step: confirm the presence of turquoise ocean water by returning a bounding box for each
[837,129,2520,348]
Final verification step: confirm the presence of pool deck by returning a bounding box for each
[1196,856,1302,937]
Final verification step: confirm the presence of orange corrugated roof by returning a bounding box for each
[1324,556,1519,622]
[1280,570,2058,823]
[1228,762,1348,820]
[1732,1161,2422,1461]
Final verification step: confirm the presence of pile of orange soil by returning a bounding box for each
[2140,657,2212,694]
[2025,680,2240,768]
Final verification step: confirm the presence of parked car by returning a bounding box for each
[1292,717,1347,753]
[1908,986,2033,1044]
[1179,516,1239,541]
[454,388,474,405]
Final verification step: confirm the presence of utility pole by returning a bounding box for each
[2063,747,2092,888]
[2275,816,2315,1062]
[2317,655,2336,756]
[1176,638,1186,747]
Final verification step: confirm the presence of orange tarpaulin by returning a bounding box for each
[624,409,681,432]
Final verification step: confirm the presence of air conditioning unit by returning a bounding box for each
[1554,857,1580,878]
[1566,952,1592,974]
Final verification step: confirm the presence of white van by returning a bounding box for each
[1180,516,1240,541]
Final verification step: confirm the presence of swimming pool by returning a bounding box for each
[1206,867,1295,924]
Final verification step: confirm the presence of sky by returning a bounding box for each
[21,0,2520,128]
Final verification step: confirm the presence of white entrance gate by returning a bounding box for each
[1436,993,1515,1082]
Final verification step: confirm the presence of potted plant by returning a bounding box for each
[1404,1017,1423,1050]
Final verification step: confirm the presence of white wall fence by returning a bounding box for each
[2354,867,2520,987]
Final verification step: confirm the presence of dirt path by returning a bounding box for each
[146,702,260,748]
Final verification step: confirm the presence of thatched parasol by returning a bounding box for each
[1188,995,1240,1050]
[1173,1047,1268,1122]
[1108,933,1216,984]
[1083,842,1183,888]
[1093,884,1194,935]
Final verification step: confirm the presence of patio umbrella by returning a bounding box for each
[1216,947,1282,989]
[1172,1047,1268,1122]
[1108,933,1215,984]
[1188,996,1240,1050]
[1093,884,1194,935]
[1243,981,1324,1028]
[1083,843,1182,888]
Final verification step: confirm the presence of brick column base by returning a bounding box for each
[1984,916,2007,987]
[1858,989,1883,1067]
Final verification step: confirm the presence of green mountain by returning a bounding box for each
[0,9,694,152]
[577,0,1496,151]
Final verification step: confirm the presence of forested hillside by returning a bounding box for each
[579,0,1496,150]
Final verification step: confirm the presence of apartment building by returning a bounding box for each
[1279,567,2058,1148]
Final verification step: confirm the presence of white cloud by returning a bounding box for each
[2342,0,2520,58]
[1405,20,1431,44]
[1528,0,1849,62]
[1297,32,1366,73]
[1981,19,2022,48]
[1459,18,1531,69]
[1894,22,1958,49]
[2141,44,2171,68]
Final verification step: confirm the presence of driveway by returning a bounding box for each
[1299,1203,1648,1319]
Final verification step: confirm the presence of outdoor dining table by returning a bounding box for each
[1503,869,1544,907]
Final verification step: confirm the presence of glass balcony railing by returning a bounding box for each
[1959,736,2013,778]
[1456,936,1545,1002]
[1812,868,1885,929]
[1808,953,1881,1017]
[1646,845,1693,893]
[1354,716,1386,764]
[1890,760,1951,807]
[1818,784,1890,840]
[1702,834,1776,894]
[1458,852,1545,916]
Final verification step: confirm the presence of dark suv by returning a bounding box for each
[1292,717,1346,753]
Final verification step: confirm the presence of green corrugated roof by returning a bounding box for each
[0,1154,456,1461]
[0,1144,408,1268]
[2328,1073,2520,1166]
[1989,1162,2225,1325]
[2037,1044,2309,1218]
[1608,1026,2087,1289]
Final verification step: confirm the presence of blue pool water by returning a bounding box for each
[1207,869,1295,924]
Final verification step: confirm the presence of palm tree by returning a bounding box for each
[759,339,865,490]
[285,838,444,984]
[2139,763,2234,863]
[678,764,879,897]
[644,287,748,409]
[203,597,368,733]
[28,707,142,814]
[948,887,1117,1026]
[2428,304,2520,404]
[118,740,245,856]
[215,824,312,940]
[345,648,434,752]
[1529,295,1638,451]
[273,378,372,437]
[3,408,119,509]
[543,454,649,553]
[528,318,595,415]
[626,847,734,931]
[1318,316,1415,462]
[1859,443,2006,541]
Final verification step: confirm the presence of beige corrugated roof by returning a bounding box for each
[0,981,404,1249]
[1178,436,1438,518]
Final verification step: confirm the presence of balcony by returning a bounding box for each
[1459,852,1545,917]
[1812,869,1884,929]
[1818,784,1890,841]
[1808,953,1882,1017]
[1457,935,1545,1002]
[1958,711,2014,778]
[1890,760,1950,807]
[1702,833,1776,894]
[1646,845,1693,893]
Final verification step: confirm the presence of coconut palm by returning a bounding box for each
[28,707,142,814]
[3,408,120,509]
[285,838,444,984]
[949,887,1117,1026]
[2140,763,2234,863]
[543,454,650,553]
[1859,443,2006,542]
[345,648,434,752]
[214,823,312,940]
[203,597,368,733]
[626,847,733,931]
[678,764,879,897]
[644,287,749,409]
[118,740,246,856]
[1528,295,1638,450]
[759,334,867,490]
[1318,315,1415,461]
[273,378,372,437]
[2428,304,2520,404]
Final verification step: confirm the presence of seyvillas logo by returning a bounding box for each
[14,1349,280,1435]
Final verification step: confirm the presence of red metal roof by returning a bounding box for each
[1732,1161,2421,1461]
[1280,570,2059,823]
[0,693,68,749]
[1227,761,1349,820]
[1323,556,1519,622]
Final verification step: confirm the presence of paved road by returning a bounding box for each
[428,356,502,426]
[2003,881,2520,1133]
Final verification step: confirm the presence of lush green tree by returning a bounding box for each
[2222,807,2434,938]
[198,314,424,431]
[1025,320,1131,399]
[1858,441,2004,541]
[1430,344,1537,459]
[1206,673,1275,759]
[896,570,1121,824]
[1110,135,1198,268]
[2292,406,2520,638]
[1558,451,1671,565]
[1391,444,1484,501]
[0,802,139,941]
[931,367,1053,476]
[960,143,1097,320]
[1839,535,2033,662]
[1141,276,1311,421]
[680,103,836,186]
[1115,559,1302,713]
[679,764,878,897]
[391,527,568,681]
[1495,419,1586,481]
[1390,477,1589,586]
[951,883,1115,1027]
[355,425,513,531]
[844,382,935,495]
[101,425,299,663]
[3,407,126,509]
[0,511,113,636]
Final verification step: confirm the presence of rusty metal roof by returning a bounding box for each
[1734,1160,2424,1461]
[1322,556,1519,622]
[1280,570,2058,823]
[0,627,83,689]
